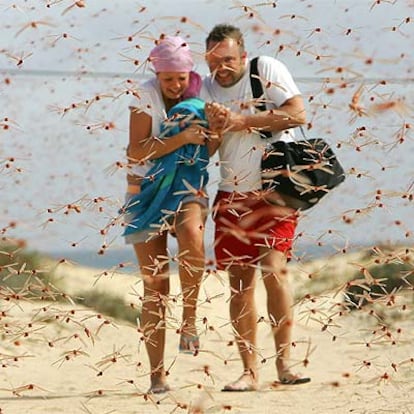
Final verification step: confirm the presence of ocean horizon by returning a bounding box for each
[46,239,387,272]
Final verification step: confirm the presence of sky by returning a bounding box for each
[1,0,413,77]
[0,0,413,265]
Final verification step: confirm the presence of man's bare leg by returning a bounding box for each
[222,265,259,391]
[260,248,310,384]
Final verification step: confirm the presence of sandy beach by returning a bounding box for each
[1,0,413,411]
[1,251,413,414]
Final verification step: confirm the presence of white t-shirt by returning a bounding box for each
[200,56,301,193]
[128,78,167,177]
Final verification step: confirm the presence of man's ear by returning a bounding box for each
[241,51,247,62]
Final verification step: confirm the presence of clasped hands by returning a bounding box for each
[205,102,230,133]
[180,102,230,145]
[205,102,246,134]
[183,102,244,147]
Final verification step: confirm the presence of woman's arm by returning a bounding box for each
[126,108,208,189]
[127,108,208,161]
[205,133,223,156]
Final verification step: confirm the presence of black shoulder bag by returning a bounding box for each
[250,57,346,210]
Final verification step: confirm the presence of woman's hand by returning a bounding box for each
[179,122,209,145]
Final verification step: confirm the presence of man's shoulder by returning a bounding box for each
[253,55,292,80]
[255,55,287,69]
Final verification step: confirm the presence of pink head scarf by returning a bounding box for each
[149,36,194,73]
[182,71,202,99]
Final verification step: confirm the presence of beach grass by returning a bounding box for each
[1,239,413,326]
[0,239,141,325]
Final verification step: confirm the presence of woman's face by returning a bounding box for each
[157,72,190,100]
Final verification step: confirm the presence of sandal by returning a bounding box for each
[222,379,257,392]
[278,376,311,385]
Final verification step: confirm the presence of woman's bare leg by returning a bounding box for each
[133,234,170,393]
[174,202,206,347]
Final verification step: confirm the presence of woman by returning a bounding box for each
[123,36,213,394]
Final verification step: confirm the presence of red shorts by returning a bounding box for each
[213,191,298,270]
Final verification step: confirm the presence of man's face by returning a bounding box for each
[205,38,246,88]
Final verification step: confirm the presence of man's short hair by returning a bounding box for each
[206,24,245,52]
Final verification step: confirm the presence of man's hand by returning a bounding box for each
[205,102,230,133]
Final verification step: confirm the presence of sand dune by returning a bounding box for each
[1,252,413,414]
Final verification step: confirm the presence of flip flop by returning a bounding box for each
[279,376,311,385]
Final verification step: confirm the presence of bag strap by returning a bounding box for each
[298,125,307,139]
[249,57,273,139]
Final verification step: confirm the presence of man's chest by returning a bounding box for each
[202,78,254,113]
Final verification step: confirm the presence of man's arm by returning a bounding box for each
[225,95,306,133]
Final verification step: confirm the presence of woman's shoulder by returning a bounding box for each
[133,77,159,98]
[140,77,157,90]
[129,77,161,110]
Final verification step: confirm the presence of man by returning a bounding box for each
[201,24,311,391]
